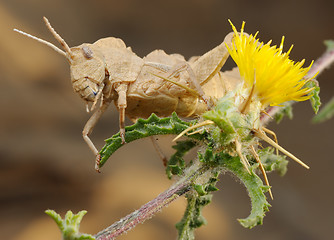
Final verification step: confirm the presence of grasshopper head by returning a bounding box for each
[70,44,107,102]
[14,17,109,103]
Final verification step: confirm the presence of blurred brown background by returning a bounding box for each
[1,0,334,239]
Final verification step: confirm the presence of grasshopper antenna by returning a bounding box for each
[42,16,74,60]
[13,28,67,57]
[13,17,73,61]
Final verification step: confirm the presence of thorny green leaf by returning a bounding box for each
[306,80,321,114]
[99,113,203,168]
[176,194,212,240]
[257,147,289,176]
[176,163,219,240]
[198,148,271,228]
[166,140,198,179]
[312,96,334,123]
[176,196,197,240]
[273,102,293,123]
[219,154,271,228]
[193,184,207,196]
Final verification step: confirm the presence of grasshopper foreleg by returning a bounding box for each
[114,83,128,144]
[82,98,112,172]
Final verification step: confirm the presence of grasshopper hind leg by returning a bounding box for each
[150,136,168,166]
[83,81,127,171]
[146,61,211,109]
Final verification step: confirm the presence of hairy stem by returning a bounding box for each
[307,42,334,78]
[95,185,186,240]
[95,164,206,240]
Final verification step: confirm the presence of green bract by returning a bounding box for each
[45,210,94,240]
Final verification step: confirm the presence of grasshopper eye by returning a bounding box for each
[82,45,93,59]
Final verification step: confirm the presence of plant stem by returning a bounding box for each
[261,46,334,124]
[307,43,334,79]
[95,164,205,240]
[95,186,185,240]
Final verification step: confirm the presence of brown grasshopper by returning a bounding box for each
[14,17,238,171]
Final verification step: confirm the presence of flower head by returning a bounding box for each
[226,20,314,107]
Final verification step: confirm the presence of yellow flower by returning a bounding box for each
[226,20,315,107]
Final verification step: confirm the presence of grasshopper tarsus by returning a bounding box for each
[120,130,126,145]
[95,154,102,173]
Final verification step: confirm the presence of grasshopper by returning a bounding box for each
[14,17,238,171]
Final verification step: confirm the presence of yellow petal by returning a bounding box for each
[226,20,315,107]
